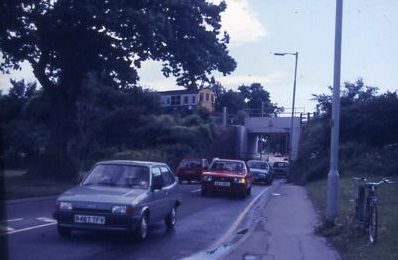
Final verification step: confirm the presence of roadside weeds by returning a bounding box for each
[307,176,398,260]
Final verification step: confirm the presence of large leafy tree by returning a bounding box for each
[238,83,276,116]
[0,0,236,178]
[215,89,246,114]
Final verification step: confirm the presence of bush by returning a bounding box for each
[110,143,197,171]
[295,141,398,185]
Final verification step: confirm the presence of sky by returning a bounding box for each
[1,0,398,113]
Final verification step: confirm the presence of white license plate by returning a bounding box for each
[215,181,230,187]
[74,215,105,225]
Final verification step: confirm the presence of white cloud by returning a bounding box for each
[219,0,267,45]
[215,71,285,90]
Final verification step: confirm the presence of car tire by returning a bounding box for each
[135,214,148,242]
[165,206,177,229]
[240,190,247,199]
[201,189,207,197]
[57,226,71,237]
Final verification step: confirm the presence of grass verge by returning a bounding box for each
[306,176,398,260]
[4,170,75,200]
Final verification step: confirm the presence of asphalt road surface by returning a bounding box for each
[1,182,276,260]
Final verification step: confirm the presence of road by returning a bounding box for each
[1,183,277,260]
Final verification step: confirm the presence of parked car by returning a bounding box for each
[53,160,182,241]
[271,161,289,178]
[247,160,273,185]
[201,159,253,198]
[176,158,209,183]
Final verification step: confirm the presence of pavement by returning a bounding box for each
[218,183,341,260]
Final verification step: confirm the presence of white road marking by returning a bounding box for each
[0,217,57,236]
[191,189,201,193]
[207,187,271,253]
[36,217,56,223]
[1,222,56,236]
[0,218,23,223]
[0,225,15,232]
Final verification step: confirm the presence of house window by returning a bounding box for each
[199,93,204,102]
[184,96,188,104]
[192,96,196,104]
[205,93,210,101]
[171,96,181,106]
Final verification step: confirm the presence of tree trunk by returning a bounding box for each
[29,85,78,180]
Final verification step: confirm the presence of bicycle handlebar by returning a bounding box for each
[353,177,394,185]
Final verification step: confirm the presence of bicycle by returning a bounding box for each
[353,177,393,243]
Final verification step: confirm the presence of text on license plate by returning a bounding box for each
[215,181,230,187]
[74,215,105,225]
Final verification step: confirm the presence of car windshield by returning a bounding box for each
[247,161,269,170]
[274,162,288,168]
[179,160,201,168]
[209,161,244,173]
[82,164,150,189]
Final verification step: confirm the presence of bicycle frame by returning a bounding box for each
[354,177,392,243]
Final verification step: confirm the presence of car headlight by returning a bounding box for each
[202,175,212,182]
[112,205,133,214]
[58,201,73,210]
[233,178,246,184]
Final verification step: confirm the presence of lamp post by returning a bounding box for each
[326,0,343,226]
[274,52,299,165]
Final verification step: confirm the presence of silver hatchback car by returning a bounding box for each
[53,160,182,241]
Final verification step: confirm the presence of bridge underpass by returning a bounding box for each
[235,117,301,161]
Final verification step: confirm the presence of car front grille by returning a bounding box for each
[72,207,112,214]
[212,176,234,182]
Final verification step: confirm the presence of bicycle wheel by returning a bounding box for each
[368,200,378,243]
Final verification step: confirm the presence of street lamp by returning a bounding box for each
[326,0,343,226]
[274,52,299,166]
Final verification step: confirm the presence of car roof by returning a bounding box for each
[95,160,167,167]
[247,160,269,163]
[213,158,245,163]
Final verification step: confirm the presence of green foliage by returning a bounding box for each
[215,83,279,118]
[238,83,276,115]
[296,79,398,184]
[111,143,194,171]
[1,81,49,170]
[1,78,217,179]
[308,177,398,260]
[215,89,246,114]
[0,0,236,179]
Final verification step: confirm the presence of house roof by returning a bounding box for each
[159,90,198,95]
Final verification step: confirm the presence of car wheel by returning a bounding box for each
[247,186,252,196]
[201,189,207,197]
[135,214,148,241]
[240,190,247,199]
[57,226,71,237]
[165,206,177,229]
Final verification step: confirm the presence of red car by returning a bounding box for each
[176,158,209,183]
[201,159,253,198]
